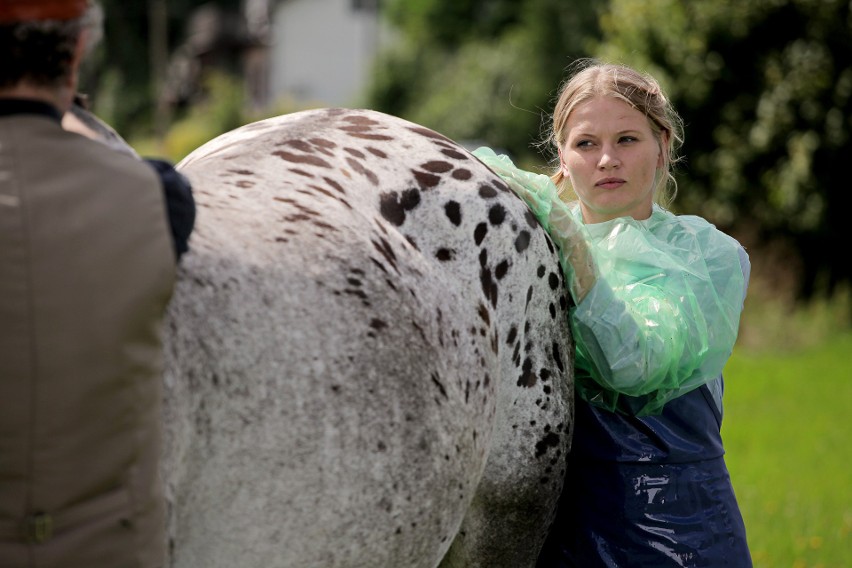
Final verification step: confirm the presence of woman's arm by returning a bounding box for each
[474,147,747,415]
[472,147,598,302]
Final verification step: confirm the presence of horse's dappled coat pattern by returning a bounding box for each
[164,108,573,568]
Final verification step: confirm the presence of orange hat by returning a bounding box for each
[0,0,89,23]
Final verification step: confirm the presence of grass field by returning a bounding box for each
[722,329,852,567]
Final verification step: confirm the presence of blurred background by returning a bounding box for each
[80,1,850,566]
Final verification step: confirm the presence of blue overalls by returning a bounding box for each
[537,382,752,567]
[470,147,753,567]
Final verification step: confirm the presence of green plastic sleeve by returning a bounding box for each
[473,147,749,415]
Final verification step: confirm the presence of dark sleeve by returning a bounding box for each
[143,158,196,261]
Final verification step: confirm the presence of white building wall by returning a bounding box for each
[270,0,383,107]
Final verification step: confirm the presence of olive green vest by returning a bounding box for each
[0,112,175,567]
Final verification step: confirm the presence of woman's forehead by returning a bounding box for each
[567,97,651,132]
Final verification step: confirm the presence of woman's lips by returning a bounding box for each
[595,177,626,189]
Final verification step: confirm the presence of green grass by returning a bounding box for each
[722,331,852,567]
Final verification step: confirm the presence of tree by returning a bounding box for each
[367,0,605,165]
[597,0,852,298]
[80,0,244,136]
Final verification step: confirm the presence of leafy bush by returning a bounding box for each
[129,72,318,163]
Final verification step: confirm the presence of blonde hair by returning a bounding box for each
[548,60,684,208]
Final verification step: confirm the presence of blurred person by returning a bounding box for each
[475,60,752,567]
[0,0,193,566]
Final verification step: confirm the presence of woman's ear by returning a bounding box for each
[657,131,670,169]
[558,147,571,178]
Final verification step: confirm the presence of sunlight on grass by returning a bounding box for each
[737,277,850,353]
[723,330,851,567]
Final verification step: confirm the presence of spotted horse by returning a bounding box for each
[73,105,575,567]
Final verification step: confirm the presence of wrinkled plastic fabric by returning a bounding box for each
[472,147,598,302]
[473,147,747,416]
[538,446,753,567]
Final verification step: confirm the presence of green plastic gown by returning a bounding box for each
[474,147,747,416]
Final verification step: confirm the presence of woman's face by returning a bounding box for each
[559,96,666,224]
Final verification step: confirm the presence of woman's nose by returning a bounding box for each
[598,146,621,169]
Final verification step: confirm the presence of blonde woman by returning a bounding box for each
[475,61,752,567]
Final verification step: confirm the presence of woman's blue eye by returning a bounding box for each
[620,136,638,143]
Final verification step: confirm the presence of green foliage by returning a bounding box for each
[368,0,604,163]
[126,72,244,162]
[373,0,852,302]
[400,33,548,159]
[129,72,316,163]
[162,72,245,160]
[385,0,521,47]
[81,0,243,136]
[738,270,850,353]
[724,330,852,567]
[598,0,852,298]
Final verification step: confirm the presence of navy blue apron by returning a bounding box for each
[537,384,752,567]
